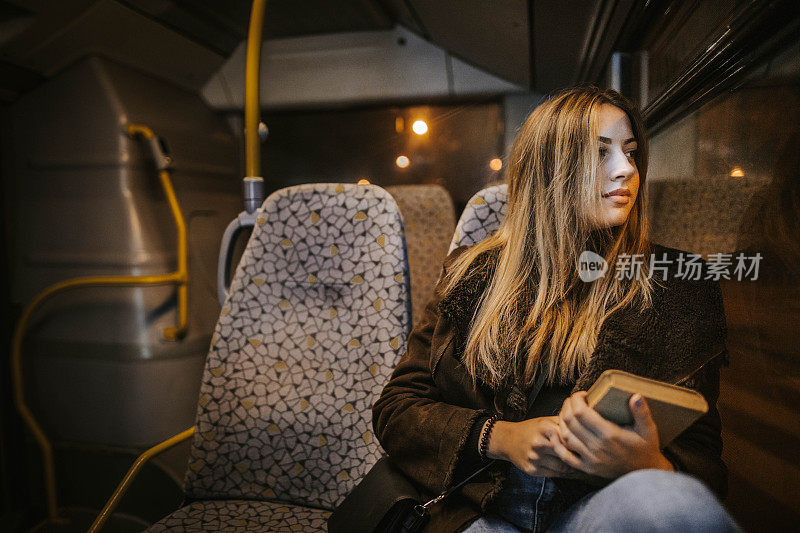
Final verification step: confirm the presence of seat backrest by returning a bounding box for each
[449,184,508,250]
[183,183,411,510]
[647,176,771,258]
[386,185,456,326]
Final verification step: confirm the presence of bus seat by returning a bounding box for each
[449,184,508,250]
[647,176,771,258]
[386,184,456,326]
[146,183,411,532]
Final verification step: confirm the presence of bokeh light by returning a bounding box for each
[412,120,428,135]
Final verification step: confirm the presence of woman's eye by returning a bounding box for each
[599,147,608,158]
[625,149,637,157]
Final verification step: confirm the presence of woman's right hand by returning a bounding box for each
[486,416,580,477]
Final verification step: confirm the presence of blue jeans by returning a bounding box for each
[462,469,742,533]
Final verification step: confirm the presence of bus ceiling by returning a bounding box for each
[0,0,617,102]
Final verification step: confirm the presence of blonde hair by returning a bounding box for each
[443,86,662,390]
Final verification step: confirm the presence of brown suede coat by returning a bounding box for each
[372,243,730,533]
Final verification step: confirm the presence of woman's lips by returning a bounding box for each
[604,194,630,205]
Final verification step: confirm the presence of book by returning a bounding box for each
[585,369,708,447]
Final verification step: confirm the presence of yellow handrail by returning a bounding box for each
[245,0,267,178]
[126,124,189,340]
[10,123,189,524]
[88,427,196,533]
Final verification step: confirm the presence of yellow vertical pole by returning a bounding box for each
[245,0,267,179]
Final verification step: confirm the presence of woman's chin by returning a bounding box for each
[601,210,631,228]
[593,216,627,229]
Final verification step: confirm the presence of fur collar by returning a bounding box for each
[436,246,500,338]
[436,243,729,418]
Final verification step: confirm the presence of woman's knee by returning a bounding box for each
[612,468,710,494]
[588,469,740,531]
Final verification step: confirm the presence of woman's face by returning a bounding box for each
[592,104,639,228]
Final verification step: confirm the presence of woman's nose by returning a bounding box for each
[610,151,636,181]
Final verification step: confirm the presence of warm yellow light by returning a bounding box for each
[730,167,744,178]
[395,117,404,133]
[412,120,428,135]
[396,155,410,168]
[490,158,503,171]
[357,178,370,185]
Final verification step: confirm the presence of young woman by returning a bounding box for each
[372,87,741,532]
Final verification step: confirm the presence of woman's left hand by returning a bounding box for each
[550,391,675,479]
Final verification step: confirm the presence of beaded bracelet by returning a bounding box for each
[478,414,499,462]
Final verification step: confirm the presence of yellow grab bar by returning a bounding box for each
[127,123,189,340]
[159,163,189,341]
[245,0,267,179]
[88,426,196,533]
[10,123,189,524]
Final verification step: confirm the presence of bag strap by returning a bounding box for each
[419,459,497,512]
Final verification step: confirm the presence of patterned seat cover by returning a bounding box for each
[386,185,456,326]
[147,183,411,531]
[147,500,330,532]
[647,176,771,258]
[449,184,508,250]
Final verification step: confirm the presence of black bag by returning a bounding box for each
[327,456,428,533]
[328,456,496,533]
[331,372,549,532]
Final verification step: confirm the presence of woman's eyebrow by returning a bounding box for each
[598,136,637,145]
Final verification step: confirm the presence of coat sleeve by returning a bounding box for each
[661,279,729,500]
[372,247,493,496]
